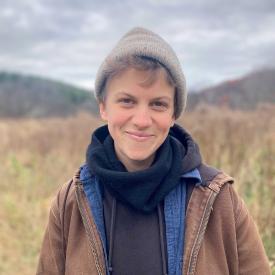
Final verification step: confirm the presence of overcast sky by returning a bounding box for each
[1,0,275,91]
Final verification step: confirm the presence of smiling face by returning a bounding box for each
[99,67,175,172]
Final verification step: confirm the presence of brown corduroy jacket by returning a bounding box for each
[36,165,271,275]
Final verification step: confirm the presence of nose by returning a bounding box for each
[132,106,153,129]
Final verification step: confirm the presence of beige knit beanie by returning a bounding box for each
[94,27,186,119]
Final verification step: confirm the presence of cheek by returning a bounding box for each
[156,116,175,132]
[107,110,131,128]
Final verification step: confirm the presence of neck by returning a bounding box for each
[124,159,153,172]
[117,154,155,172]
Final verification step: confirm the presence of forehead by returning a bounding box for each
[105,68,175,98]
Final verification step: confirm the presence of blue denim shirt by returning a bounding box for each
[80,164,201,275]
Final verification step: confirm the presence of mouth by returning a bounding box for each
[125,131,154,142]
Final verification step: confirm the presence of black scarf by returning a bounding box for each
[86,124,202,213]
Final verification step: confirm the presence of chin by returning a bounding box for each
[127,152,154,162]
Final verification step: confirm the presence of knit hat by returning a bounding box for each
[94,27,186,118]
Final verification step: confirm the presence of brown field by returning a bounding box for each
[0,106,274,274]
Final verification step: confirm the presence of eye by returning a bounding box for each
[117,97,135,107]
[151,101,169,111]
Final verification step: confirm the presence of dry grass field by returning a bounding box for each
[0,107,274,274]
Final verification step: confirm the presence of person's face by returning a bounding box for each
[99,68,175,172]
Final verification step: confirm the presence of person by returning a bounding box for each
[36,27,271,275]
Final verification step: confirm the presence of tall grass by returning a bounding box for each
[0,107,274,274]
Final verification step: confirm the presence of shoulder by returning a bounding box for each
[196,163,242,213]
[192,164,250,239]
[49,168,84,217]
[194,163,235,205]
[198,163,248,223]
[197,163,233,187]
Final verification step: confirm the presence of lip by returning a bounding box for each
[125,131,154,141]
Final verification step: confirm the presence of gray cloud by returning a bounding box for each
[0,0,274,90]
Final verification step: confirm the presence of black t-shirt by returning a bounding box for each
[103,186,167,275]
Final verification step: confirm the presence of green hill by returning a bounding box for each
[0,72,98,118]
[187,68,275,110]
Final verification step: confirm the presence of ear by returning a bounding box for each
[170,118,175,127]
[99,102,108,121]
[170,113,176,127]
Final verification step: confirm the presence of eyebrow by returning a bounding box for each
[116,92,172,101]
[115,92,135,98]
